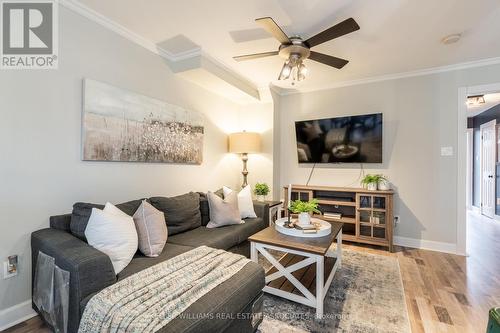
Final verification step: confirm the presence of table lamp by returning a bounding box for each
[228,131,261,188]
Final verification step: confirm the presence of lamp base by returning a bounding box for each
[241,153,248,188]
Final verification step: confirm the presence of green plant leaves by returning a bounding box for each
[290,198,321,214]
[254,183,270,196]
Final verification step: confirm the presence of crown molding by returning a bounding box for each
[274,56,500,96]
[59,0,262,100]
[60,0,203,62]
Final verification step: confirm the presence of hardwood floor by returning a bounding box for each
[3,211,499,333]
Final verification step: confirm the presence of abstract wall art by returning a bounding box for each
[82,79,204,164]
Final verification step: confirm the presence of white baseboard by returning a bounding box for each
[0,300,37,331]
[394,236,457,254]
[471,206,480,214]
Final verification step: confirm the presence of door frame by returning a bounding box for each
[466,128,473,210]
[457,82,500,256]
[480,119,496,218]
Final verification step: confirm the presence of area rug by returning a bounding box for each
[257,249,411,333]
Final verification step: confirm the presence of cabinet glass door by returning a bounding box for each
[372,211,386,225]
[373,196,386,209]
[373,227,386,239]
[360,225,371,237]
[359,210,372,224]
[359,195,371,209]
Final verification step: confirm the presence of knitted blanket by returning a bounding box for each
[78,246,251,333]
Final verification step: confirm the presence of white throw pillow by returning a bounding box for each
[223,185,257,219]
[206,191,244,228]
[85,203,138,275]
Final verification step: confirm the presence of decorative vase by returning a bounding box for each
[298,212,311,225]
[367,183,378,191]
[378,180,390,190]
[256,195,266,202]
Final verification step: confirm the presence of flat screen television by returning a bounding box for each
[295,113,383,164]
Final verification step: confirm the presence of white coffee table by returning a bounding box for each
[248,222,343,318]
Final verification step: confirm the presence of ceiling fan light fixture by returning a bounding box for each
[234,16,359,83]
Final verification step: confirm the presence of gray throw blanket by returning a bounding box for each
[78,246,251,333]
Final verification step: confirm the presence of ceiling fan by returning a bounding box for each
[233,17,360,82]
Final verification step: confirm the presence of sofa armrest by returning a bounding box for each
[49,214,72,232]
[252,202,269,224]
[31,228,116,332]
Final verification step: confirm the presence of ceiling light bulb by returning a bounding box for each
[467,95,485,106]
[278,62,292,80]
[297,63,307,81]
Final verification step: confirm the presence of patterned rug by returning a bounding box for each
[257,249,411,333]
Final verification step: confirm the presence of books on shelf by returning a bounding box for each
[324,212,342,219]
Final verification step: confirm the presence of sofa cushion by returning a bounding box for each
[149,192,201,236]
[157,262,264,333]
[83,255,265,333]
[70,200,142,240]
[167,226,238,250]
[231,217,267,243]
[167,217,265,250]
[117,243,194,280]
[198,192,210,226]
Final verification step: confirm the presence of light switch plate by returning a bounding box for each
[441,146,454,156]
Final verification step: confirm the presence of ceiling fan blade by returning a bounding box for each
[255,17,291,44]
[309,51,349,69]
[305,18,360,48]
[233,51,279,61]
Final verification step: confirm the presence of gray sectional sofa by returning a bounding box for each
[31,192,269,333]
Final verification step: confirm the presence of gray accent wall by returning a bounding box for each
[273,63,500,246]
[0,7,272,312]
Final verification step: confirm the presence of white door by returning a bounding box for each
[480,120,496,218]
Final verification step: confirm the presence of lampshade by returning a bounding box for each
[228,132,261,153]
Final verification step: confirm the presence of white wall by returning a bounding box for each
[273,63,500,247]
[0,6,272,314]
[236,103,274,194]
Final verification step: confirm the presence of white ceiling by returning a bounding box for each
[77,0,500,93]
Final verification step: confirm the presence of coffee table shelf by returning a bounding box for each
[249,223,342,318]
[265,253,337,296]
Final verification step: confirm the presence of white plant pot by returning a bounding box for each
[256,195,266,202]
[366,183,378,191]
[378,180,390,190]
[298,212,311,225]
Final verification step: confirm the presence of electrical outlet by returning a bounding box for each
[3,255,18,279]
[394,216,400,225]
[3,261,17,279]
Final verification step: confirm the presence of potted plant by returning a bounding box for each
[254,183,270,202]
[290,199,321,225]
[377,176,390,190]
[361,174,387,191]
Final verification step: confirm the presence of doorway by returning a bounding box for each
[457,84,500,255]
